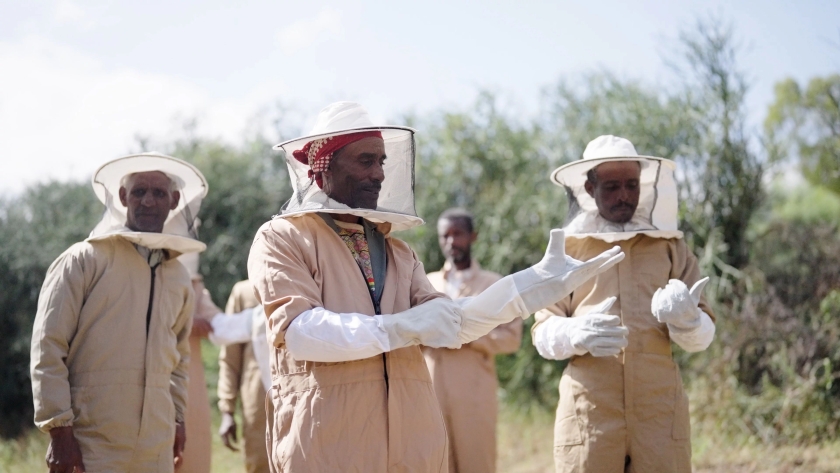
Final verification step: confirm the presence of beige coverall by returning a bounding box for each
[248,213,449,472]
[181,280,218,473]
[219,279,270,473]
[423,261,522,473]
[533,234,714,473]
[30,236,193,473]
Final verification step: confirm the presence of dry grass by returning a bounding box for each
[0,410,244,473]
[497,408,555,473]
[496,408,840,473]
[5,409,839,473]
[4,339,839,472]
[693,441,840,473]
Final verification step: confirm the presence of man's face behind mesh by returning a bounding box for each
[322,137,387,210]
[119,171,180,233]
[585,161,641,224]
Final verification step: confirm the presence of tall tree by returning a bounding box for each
[403,93,565,407]
[672,17,765,269]
[765,75,840,195]
[0,182,101,438]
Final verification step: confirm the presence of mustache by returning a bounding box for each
[610,203,635,211]
[360,183,382,192]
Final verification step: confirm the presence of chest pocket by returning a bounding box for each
[634,250,672,291]
[156,287,184,331]
[149,286,185,372]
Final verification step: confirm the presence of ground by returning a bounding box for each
[4,341,839,472]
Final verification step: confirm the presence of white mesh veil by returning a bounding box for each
[87,152,208,255]
[274,102,423,232]
[550,135,683,243]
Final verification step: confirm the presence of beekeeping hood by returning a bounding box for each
[87,152,208,255]
[274,101,422,232]
[550,135,683,243]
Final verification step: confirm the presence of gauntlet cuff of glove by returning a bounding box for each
[458,277,528,344]
[668,309,715,353]
[533,316,584,360]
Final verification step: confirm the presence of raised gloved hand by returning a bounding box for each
[511,229,625,314]
[534,297,629,359]
[379,297,464,350]
[456,229,624,345]
[651,277,709,331]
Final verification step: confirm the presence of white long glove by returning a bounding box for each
[380,298,464,349]
[285,298,463,363]
[651,277,715,352]
[534,297,629,360]
[512,229,624,314]
[208,308,256,346]
[457,229,624,344]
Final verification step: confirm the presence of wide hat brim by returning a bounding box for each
[274,126,416,154]
[550,155,674,188]
[91,153,208,212]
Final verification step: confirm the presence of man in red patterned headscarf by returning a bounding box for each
[292,130,382,196]
[249,102,624,472]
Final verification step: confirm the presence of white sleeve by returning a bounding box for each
[533,316,577,361]
[208,308,255,346]
[250,308,272,391]
[285,308,392,362]
[668,310,715,353]
[457,277,529,344]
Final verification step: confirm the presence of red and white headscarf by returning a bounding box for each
[292,130,383,188]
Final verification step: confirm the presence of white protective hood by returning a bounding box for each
[274,101,423,232]
[87,152,209,255]
[551,135,683,243]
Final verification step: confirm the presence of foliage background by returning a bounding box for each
[1,17,839,469]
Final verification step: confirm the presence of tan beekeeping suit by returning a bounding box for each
[533,234,714,473]
[219,279,270,473]
[181,279,219,473]
[30,236,193,473]
[423,260,522,473]
[248,213,449,472]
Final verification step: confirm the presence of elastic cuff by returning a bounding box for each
[36,412,75,433]
[218,399,237,414]
[42,420,73,433]
[533,317,576,360]
[175,411,185,424]
[668,310,715,352]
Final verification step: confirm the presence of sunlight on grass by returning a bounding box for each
[4,340,840,473]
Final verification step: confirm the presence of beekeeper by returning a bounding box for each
[216,279,271,473]
[247,101,625,472]
[30,153,208,473]
[532,135,716,473]
[423,207,522,473]
[177,251,221,473]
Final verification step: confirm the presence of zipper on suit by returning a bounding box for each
[368,284,388,391]
[353,261,389,391]
[371,292,388,391]
[145,264,160,337]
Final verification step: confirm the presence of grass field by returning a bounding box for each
[4,340,840,472]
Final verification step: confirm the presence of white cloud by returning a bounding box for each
[276,7,343,55]
[0,36,285,195]
[51,0,95,29]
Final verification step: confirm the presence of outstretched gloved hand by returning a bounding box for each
[380,297,464,350]
[534,297,629,360]
[651,277,709,331]
[511,229,625,314]
[457,229,624,344]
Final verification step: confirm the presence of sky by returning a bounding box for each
[1,0,838,194]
